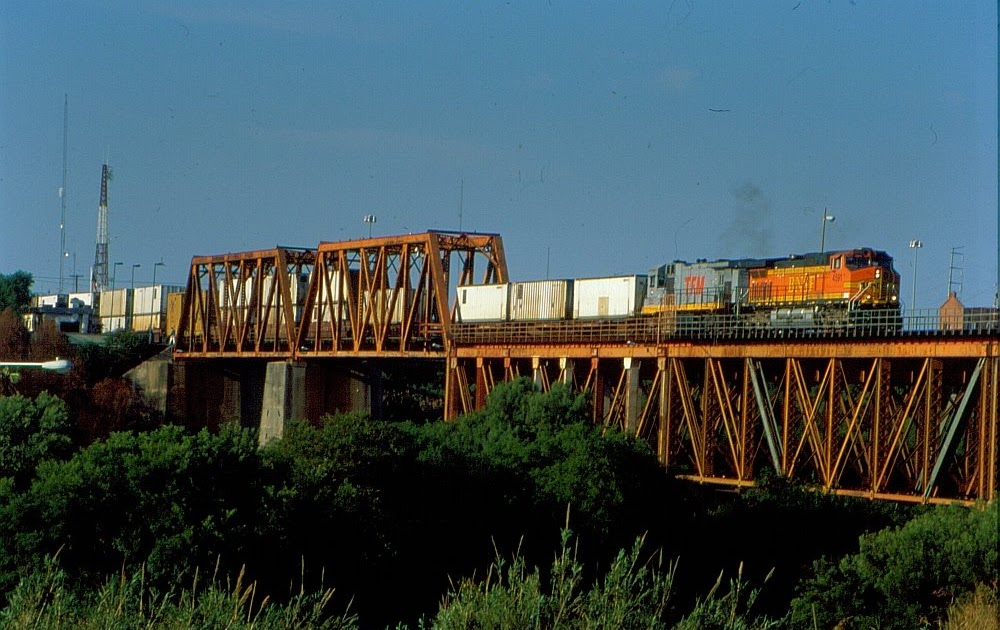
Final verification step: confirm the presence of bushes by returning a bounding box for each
[0,381,995,628]
[788,500,999,629]
[0,392,73,489]
[0,425,267,595]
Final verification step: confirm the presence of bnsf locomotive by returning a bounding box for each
[643,247,900,326]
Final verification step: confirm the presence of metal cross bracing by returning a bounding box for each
[174,231,508,359]
[175,246,317,357]
[446,339,998,505]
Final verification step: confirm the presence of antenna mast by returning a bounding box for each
[91,164,110,293]
[947,246,965,297]
[58,95,68,292]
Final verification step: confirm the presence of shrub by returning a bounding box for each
[788,500,999,629]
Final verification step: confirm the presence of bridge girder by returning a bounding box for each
[446,340,999,505]
[174,231,507,359]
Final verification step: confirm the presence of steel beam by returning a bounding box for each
[449,344,998,504]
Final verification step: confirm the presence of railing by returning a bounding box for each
[451,308,999,345]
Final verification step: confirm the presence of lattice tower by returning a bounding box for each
[91,164,109,293]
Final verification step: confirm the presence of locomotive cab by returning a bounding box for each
[836,248,900,309]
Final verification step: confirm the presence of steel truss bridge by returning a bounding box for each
[174,231,998,505]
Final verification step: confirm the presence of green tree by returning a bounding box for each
[0,392,73,489]
[0,271,32,313]
[788,500,999,629]
[0,424,267,594]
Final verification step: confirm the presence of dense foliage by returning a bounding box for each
[0,377,995,628]
[788,500,998,629]
[0,271,33,313]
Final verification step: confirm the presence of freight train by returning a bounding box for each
[164,247,903,342]
[456,247,901,332]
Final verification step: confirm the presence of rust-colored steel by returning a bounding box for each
[299,230,506,357]
[172,233,996,504]
[448,339,999,504]
[175,247,315,358]
[175,231,507,361]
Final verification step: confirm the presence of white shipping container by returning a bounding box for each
[509,280,573,321]
[361,289,405,325]
[69,292,94,308]
[217,277,254,309]
[313,269,348,324]
[101,315,128,333]
[133,285,185,315]
[573,275,647,319]
[99,289,131,317]
[37,294,68,308]
[456,284,509,322]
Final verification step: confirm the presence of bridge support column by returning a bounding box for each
[260,361,307,445]
[657,357,670,465]
[167,360,262,431]
[590,357,604,424]
[559,358,574,386]
[623,357,642,433]
[532,357,544,390]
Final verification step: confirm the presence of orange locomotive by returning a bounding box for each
[643,247,900,327]
[747,248,900,309]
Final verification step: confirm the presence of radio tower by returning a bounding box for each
[58,95,68,292]
[91,164,110,293]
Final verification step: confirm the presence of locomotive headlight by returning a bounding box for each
[875,269,881,278]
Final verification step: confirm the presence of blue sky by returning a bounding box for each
[2,1,997,309]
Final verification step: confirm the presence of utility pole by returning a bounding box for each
[909,240,923,310]
[58,95,68,293]
[947,246,964,297]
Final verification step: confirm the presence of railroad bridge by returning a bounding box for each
[170,231,998,505]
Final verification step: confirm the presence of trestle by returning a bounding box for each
[449,342,999,504]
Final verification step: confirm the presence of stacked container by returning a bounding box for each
[456,284,509,322]
[573,275,647,318]
[508,280,573,321]
[98,288,130,332]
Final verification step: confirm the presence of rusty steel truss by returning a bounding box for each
[173,231,997,504]
[174,231,507,358]
[446,339,998,504]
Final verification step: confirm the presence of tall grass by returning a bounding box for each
[0,555,357,629]
[421,522,779,630]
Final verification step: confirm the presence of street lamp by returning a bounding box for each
[909,240,923,311]
[363,214,377,238]
[0,358,73,374]
[819,210,835,253]
[0,358,72,394]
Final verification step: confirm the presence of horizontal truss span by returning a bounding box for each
[445,338,998,505]
[174,231,507,358]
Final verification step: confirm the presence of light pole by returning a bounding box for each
[150,261,165,340]
[909,240,922,311]
[363,214,377,238]
[819,209,835,253]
